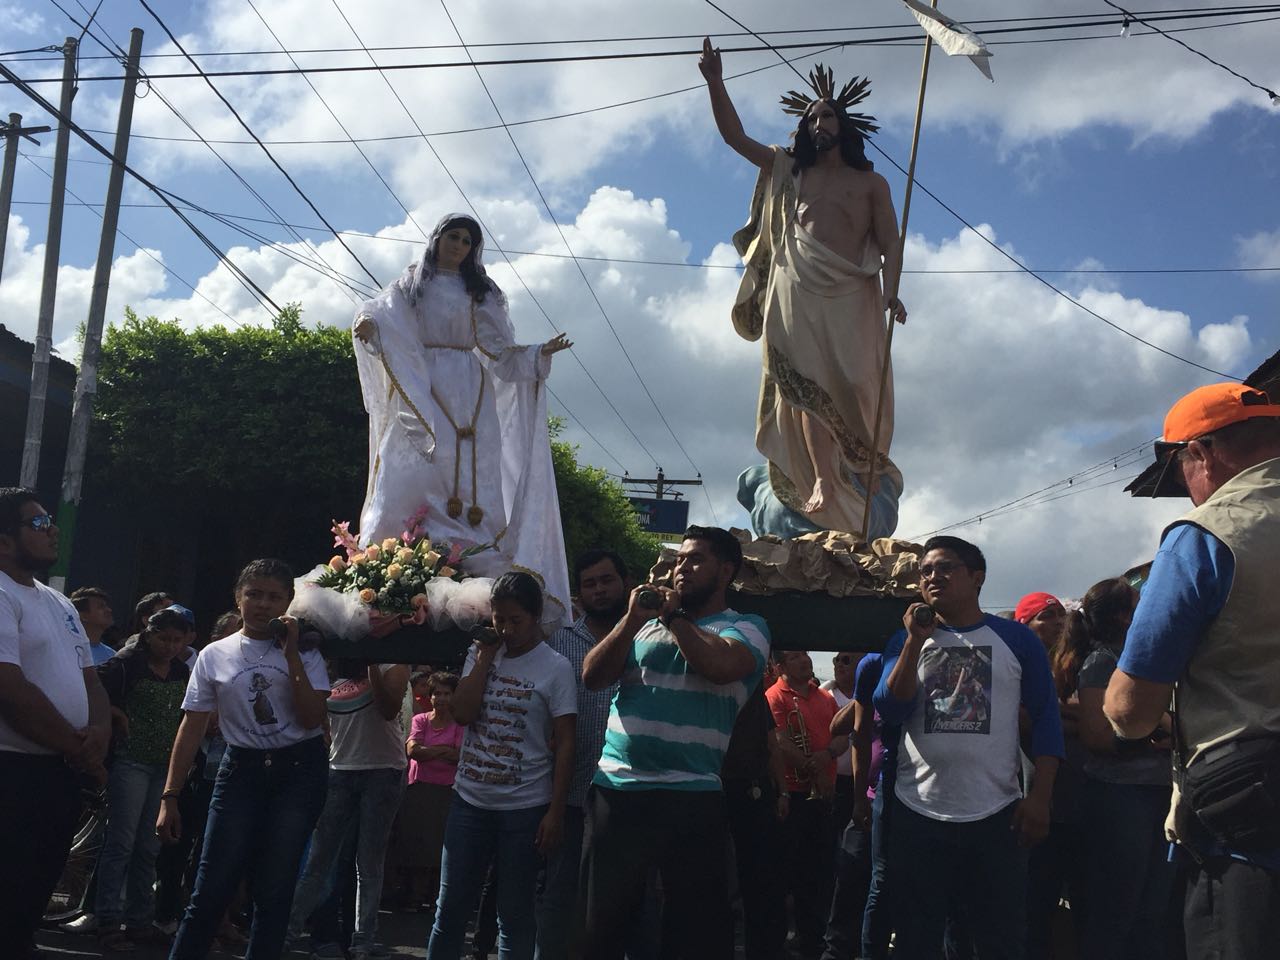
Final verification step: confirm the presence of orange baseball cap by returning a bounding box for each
[1163,383,1280,443]
[1145,383,1280,497]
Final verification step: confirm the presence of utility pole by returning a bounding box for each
[18,36,77,489]
[0,112,52,283]
[51,29,143,587]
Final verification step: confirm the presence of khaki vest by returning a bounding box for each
[1170,457,1280,767]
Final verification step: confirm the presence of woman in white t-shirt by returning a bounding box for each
[425,572,577,960]
[156,559,331,960]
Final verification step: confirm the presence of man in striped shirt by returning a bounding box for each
[580,526,770,959]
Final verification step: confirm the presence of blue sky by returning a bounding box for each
[2,0,1277,606]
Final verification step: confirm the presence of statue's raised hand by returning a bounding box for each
[699,37,722,82]
[541,332,573,356]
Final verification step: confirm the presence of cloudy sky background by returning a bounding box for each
[2,0,1278,608]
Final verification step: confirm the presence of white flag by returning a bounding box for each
[900,0,994,81]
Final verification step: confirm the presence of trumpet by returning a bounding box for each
[785,697,823,801]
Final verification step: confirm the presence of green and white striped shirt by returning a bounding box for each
[593,609,770,792]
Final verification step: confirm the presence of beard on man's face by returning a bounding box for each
[582,596,628,624]
[813,129,837,152]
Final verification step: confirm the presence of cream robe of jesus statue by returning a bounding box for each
[352,218,570,628]
[733,146,903,540]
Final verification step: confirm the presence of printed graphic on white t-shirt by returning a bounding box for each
[921,646,992,735]
[183,633,329,750]
[455,643,576,811]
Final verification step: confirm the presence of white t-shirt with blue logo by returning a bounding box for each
[876,615,1063,823]
[0,573,91,754]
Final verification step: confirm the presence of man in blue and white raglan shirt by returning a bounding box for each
[579,526,769,960]
[874,535,1063,960]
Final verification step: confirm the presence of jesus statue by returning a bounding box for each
[701,39,907,540]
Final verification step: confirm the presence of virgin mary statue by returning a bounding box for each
[351,213,573,627]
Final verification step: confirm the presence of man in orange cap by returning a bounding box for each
[1104,382,1280,959]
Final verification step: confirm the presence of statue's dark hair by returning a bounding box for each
[787,99,873,174]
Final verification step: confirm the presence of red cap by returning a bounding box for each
[1014,592,1062,624]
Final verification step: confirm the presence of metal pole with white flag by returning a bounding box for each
[859,0,993,542]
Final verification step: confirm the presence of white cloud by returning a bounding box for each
[1237,228,1280,276]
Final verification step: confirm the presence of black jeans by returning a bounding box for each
[783,792,835,954]
[822,819,871,960]
[889,799,1027,960]
[725,778,787,960]
[0,752,82,947]
[580,785,733,960]
[1184,855,1280,960]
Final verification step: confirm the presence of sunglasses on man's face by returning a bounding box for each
[25,514,55,532]
[833,655,855,666]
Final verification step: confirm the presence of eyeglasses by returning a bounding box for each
[919,560,963,580]
[25,514,55,532]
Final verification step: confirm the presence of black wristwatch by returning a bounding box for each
[662,608,693,629]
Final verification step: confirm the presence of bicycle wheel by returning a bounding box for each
[43,788,106,925]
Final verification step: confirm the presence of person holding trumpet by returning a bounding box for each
[765,650,846,957]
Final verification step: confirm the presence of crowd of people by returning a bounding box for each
[1,381,1278,960]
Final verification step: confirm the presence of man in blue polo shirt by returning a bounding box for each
[875,535,1062,960]
[579,526,769,960]
[1105,383,1280,960]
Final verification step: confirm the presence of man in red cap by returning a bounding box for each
[1105,382,1280,959]
[1014,592,1066,651]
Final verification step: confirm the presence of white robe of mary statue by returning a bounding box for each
[351,222,570,628]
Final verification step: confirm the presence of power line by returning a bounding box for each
[328,0,659,473]
[50,0,372,304]
[438,0,717,523]
[907,439,1157,540]
[58,8,1274,149]
[10,7,1279,84]
[136,0,384,291]
[10,6,1277,62]
[241,0,432,243]
[1102,0,1279,102]
[18,154,245,327]
[0,59,283,319]
[25,190,1280,276]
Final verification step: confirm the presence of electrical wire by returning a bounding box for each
[0,60,283,319]
[18,153,245,327]
[241,0,432,243]
[52,0,372,304]
[1102,0,1279,101]
[907,439,1157,540]
[9,6,1278,84]
[438,0,717,523]
[136,0,384,291]
[10,6,1278,62]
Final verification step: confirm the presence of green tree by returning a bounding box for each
[550,420,662,584]
[80,307,660,621]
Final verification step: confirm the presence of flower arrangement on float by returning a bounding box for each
[289,505,496,640]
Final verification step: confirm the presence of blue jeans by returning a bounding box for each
[861,779,893,960]
[535,803,584,960]
[169,737,329,960]
[289,766,406,950]
[426,792,547,960]
[96,758,167,928]
[1080,779,1177,960]
[888,798,1027,960]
